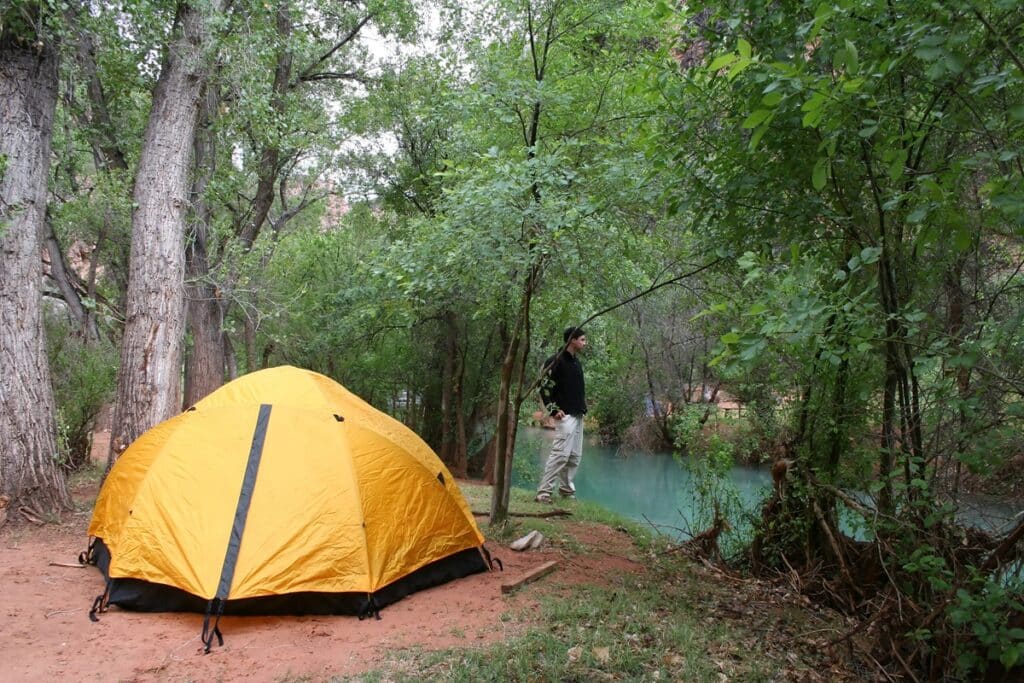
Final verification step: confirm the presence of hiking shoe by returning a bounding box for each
[558,489,576,500]
[534,493,553,504]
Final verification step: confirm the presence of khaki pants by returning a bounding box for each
[537,414,584,496]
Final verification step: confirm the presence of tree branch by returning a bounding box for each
[292,13,373,87]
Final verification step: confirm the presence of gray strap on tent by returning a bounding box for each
[358,595,381,621]
[202,403,273,653]
[481,545,503,572]
[79,538,96,566]
[88,580,111,622]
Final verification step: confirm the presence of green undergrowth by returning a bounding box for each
[344,575,764,682]
[323,482,827,683]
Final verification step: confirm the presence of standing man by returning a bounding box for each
[535,327,587,503]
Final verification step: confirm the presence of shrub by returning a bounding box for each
[46,315,117,472]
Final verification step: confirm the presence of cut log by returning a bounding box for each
[501,560,558,594]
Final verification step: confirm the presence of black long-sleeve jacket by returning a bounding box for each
[540,351,587,416]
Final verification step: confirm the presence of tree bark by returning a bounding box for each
[490,267,537,524]
[71,19,128,172]
[439,310,457,467]
[183,83,225,407]
[0,30,72,512]
[108,0,222,466]
[452,316,469,476]
[44,214,99,341]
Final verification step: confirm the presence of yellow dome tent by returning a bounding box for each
[85,366,490,650]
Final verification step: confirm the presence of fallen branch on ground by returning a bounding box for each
[472,509,572,518]
[19,506,44,525]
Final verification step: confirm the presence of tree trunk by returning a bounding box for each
[439,311,457,467]
[44,214,98,341]
[108,0,221,466]
[183,83,225,407]
[72,18,128,172]
[452,318,469,477]
[0,31,72,512]
[489,328,522,523]
[243,316,257,374]
[490,268,537,524]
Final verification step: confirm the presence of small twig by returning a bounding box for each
[48,561,86,568]
[795,627,843,639]
[779,552,803,594]
[698,557,748,584]
[891,641,921,683]
[827,593,891,647]
[865,650,898,683]
[45,608,81,618]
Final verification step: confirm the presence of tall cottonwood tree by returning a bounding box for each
[108,0,226,465]
[0,10,72,512]
[182,0,412,403]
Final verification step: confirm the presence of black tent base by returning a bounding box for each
[89,539,488,616]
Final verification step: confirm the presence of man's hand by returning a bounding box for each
[553,410,566,420]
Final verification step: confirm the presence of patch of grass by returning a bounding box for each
[68,460,104,488]
[327,481,782,682]
[68,461,105,512]
[289,481,860,683]
[337,562,775,682]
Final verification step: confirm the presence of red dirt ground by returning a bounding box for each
[0,429,643,682]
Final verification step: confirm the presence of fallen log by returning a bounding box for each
[501,560,559,594]
[472,509,572,518]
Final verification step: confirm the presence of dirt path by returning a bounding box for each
[0,467,641,682]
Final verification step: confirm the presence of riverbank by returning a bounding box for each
[343,482,870,682]
[0,468,869,681]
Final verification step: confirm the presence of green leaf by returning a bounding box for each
[812,158,828,190]
[908,206,929,223]
[690,303,728,322]
[738,38,751,59]
[726,56,751,81]
[905,310,927,323]
[802,110,822,128]
[652,0,674,20]
[860,246,882,264]
[749,123,769,151]
[742,109,772,129]
[708,53,737,71]
[801,92,826,112]
[746,302,768,315]
[842,77,865,93]
[887,148,908,181]
[954,227,973,252]
[844,39,859,74]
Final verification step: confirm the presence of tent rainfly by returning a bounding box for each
[83,366,492,651]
